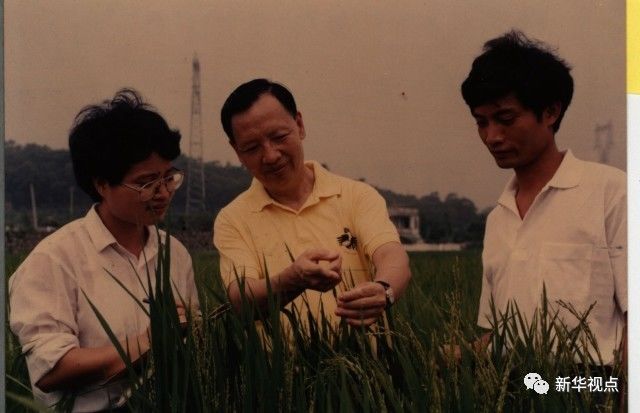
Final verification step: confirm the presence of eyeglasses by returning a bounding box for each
[122,170,185,202]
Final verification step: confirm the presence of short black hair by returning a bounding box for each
[69,88,181,202]
[220,78,297,143]
[461,30,573,132]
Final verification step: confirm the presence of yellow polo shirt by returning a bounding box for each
[213,160,400,326]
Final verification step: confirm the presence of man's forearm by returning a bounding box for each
[226,266,304,316]
[226,248,343,316]
[371,242,412,299]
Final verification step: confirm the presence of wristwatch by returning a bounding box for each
[375,280,395,308]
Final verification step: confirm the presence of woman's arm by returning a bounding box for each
[36,330,150,393]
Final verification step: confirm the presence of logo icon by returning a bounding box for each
[337,228,358,250]
[524,373,542,390]
[524,372,549,395]
[533,380,550,394]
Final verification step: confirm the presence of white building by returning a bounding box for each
[388,206,424,244]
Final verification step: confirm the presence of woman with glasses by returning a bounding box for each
[9,88,199,412]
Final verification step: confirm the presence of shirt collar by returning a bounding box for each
[85,204,159,254]
[497,150,582,209]
[247,160,342,212]
[546,150,582,189]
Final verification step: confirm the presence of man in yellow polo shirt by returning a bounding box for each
[214,78,411,328]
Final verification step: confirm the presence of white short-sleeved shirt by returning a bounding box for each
[477,150,626,365]
[9,206,198,412]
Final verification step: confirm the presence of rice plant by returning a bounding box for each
[5,248,624,412]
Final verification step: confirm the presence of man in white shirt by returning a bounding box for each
[460,31,626,366]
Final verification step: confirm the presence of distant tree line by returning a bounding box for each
[5,141,488,245]
[378,189,489,245]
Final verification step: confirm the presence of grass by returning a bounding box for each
[5,248,624,412]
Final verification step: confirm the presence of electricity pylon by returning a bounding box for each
[185,55,206,219]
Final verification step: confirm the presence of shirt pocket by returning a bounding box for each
[539,242,593,313]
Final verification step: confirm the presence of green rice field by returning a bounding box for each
[5,249,625,412]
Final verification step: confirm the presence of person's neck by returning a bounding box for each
[514,144,564,197]
[96,204,148,257]
[267,164,315,211]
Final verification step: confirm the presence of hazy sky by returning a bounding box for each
[4,1,626,209]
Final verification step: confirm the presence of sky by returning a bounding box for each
[4,0,626,209]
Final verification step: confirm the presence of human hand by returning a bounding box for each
[144,297,189,330]
[440,333,491,364]
[175,301,195,339]
[176,302,188,329]
[335,282,386,326]
[290,249,342,292]
[440,344,462,362]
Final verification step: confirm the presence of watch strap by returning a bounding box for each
[374,280,394,307]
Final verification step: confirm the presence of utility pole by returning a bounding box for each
[185,55,206,221]
[594,121,613,164]
[69,186,75,220]
[30,183,39,231]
